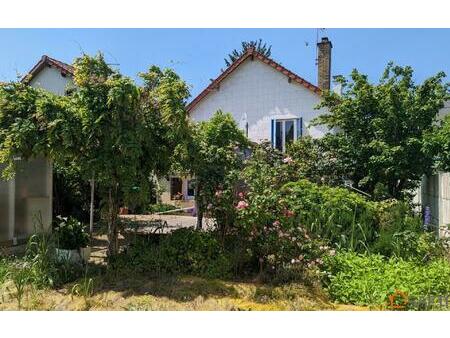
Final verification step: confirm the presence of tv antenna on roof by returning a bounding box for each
[315,28,326,66]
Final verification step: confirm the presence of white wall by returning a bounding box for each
[29,66,73,96]
[189,58,329,142]
[438,100,450,121]
[420,101,450,237]
[25,67,69,237]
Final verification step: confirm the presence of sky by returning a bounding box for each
[0,28,448,99]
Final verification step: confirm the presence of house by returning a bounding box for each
[160,38,333,206]
[0,55,73,247]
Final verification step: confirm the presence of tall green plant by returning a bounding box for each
[281,179,377,252]
[313,64,449,200]
[9,263,31,309]
[174,110,248,230]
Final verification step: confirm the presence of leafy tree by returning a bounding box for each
[0,54,189,257]
[313,63,449,200]
[225,39,272,66]
[425,113,450,173]
[286,136,346,186]
[174,110,248,230]
[0,81,77,174]
[69,55,189,256]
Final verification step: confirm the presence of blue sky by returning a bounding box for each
[0,29,448,99]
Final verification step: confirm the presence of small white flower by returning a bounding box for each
[283,156,293,164]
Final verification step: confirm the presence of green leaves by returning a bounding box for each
[0,53,191,256]
[174,110,248,225]
[425,112,450,173]
[314,63,449,200]
[324,251,450,307]
[224,39,272,67]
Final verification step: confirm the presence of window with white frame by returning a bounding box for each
[271,118,302,152]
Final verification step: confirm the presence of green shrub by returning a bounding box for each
[0,258,11,284]
[214,144,352,281]
[25,232,58,288]
[115,228,232,278]
[227,145,332,281]
[25,230,83,288]
[323,251,450,307]
[281,179,377,252]
[53,216,90,250]
[0,231,84,292]
[370,200,447,260]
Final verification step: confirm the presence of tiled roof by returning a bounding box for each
[21,55,74,83]
[186,48,321,112]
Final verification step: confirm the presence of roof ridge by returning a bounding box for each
[21,55,74,83]
[186,49,321,112]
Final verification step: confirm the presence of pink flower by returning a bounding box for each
[236,200,249,210]
[238,191,245,199]
[283,209,295,217]
[283,156,293,164]
[272,220,281,226]
[215,190,223,198]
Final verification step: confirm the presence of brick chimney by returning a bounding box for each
[317,37,332,91]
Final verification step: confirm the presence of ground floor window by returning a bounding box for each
[271,118,302,152]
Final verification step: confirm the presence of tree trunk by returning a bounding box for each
[89,177,95,235]
[195,183,203,230]
[196,207,204,230]
[107,185,119,257]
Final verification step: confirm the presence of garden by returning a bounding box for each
[0,53,449,310]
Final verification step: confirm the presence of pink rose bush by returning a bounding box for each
[236,200,249,210]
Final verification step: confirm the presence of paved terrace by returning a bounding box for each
[119,214,214,233]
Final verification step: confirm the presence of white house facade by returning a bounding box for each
[188,54,328,145]
[0,56,73,246]
[161,38,333,206]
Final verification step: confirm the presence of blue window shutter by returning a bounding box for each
[297,117,303,139]
[271,119,275,146]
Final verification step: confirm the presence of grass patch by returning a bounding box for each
[323,251,450,309]
[0,269,347,310]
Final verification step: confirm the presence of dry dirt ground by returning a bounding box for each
[0,273,367,311]
[0,230,368,311]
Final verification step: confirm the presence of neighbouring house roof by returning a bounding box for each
[21,55,74,83]
[186,48,322,112]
